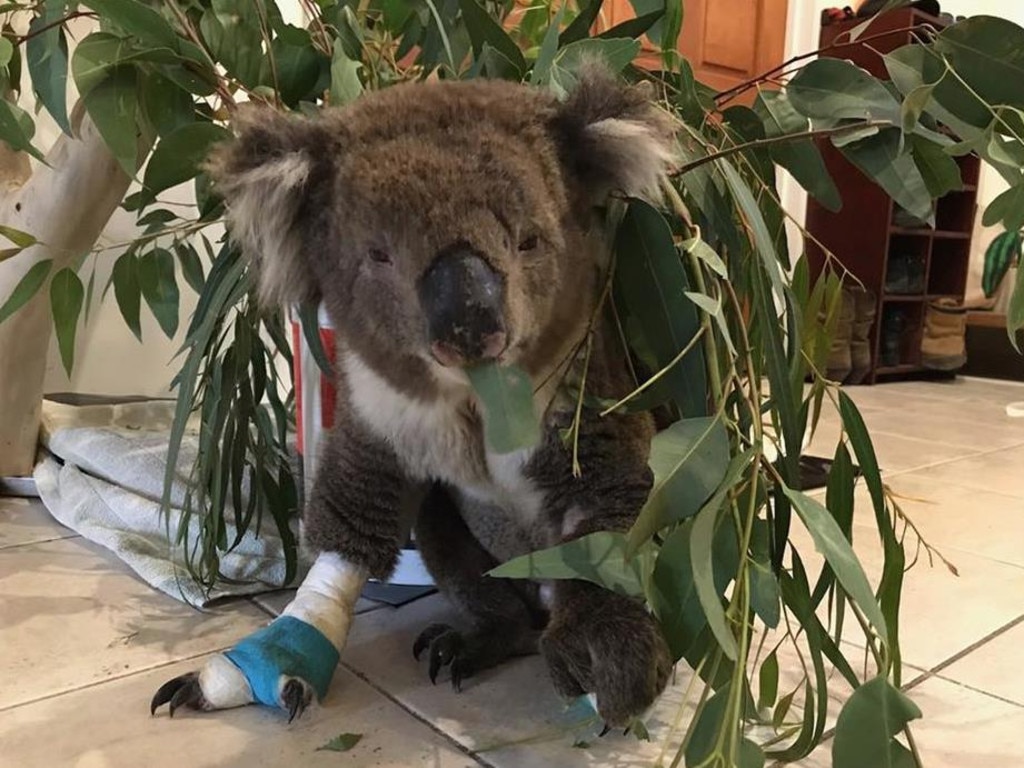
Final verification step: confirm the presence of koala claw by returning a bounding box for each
[413,623,472,692]
[151,672,206,717]
[598,723,612,738]
[282,677,314,723]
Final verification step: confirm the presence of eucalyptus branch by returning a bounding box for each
[670,121,891,179]
[714,23,939,105]
[14,10,97,43]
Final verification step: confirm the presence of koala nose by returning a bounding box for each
[418,245,508,368]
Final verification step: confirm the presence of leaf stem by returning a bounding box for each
[669,121,892,179]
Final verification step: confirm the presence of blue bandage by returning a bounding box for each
[224,616,340,707]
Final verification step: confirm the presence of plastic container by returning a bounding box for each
[290,305,433,587]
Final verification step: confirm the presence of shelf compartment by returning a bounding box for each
[936,191,977,232]
[886,236,929,295]
[928,239,971,297]
[878,303,924,369]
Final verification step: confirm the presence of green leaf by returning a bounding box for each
[626,416,729,552]
[788,58,901,124]
[459,0,526,74]
[685,682,732,766]
[83,265,96,324]
[559,0,604,46]
[690,500,738,660]
[749,555,781,628]
[782,484,889,645]
[140,71,196,138]
[596,11,663,41]
[80,0,181,50]
[139,248,179,339]
[0,99,44,161]
[175,242,205,294]
[982,231,1021,299]
[529,2,565,85]
[27,6,71,135]
[685,290,735,356]
[840,129,932,223]
[983,184,1024,233]
[832,677,922,768]
[329,39,363,106]
[466,362,540,454]
[487,532,655,598]
[316,732,363,752]
[49,267,84,375]
[297,302,333,376]
[83,67,141,176]
[549,38,640,97]
[1008,254,1024,352]
[269,36,323,107]
[932,16,1024,114]
[683,237,727,279]
[909,133,963,199]
[199,0,263,88]
[144,123,230,196]
[0,225,37,250]
[757,650,779,712]
[755,91,841,212]
[0,259,52,325]
[613,199,707,420]
[112,251,142,341]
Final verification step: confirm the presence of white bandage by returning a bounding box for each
[281,552,369,651]
[199,653,256,709]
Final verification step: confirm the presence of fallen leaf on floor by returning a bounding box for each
[572,739,590,749]
[316,733,363,752]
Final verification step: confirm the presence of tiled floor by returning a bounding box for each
[1,377,1022,767]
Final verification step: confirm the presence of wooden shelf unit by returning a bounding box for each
[804,8,981,384]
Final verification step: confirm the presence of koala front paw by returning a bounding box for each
[150,616,339,722]
[540,583,672,727]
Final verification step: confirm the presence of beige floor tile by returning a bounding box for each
[342,593,701,767]
[900,675,1024,768]
[0,496,77,549]
[788,516,1024,672]
[858,405,1024,452]
[0,536,268,709]
[897,445,1024,499]
[0,657,483,768]
[935,618,1024,706]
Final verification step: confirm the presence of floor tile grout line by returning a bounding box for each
[879,441,1024,483]
[0,532,80,550]
[901,613,1024,698]
[339,660,497,768]
[0,644,235,714]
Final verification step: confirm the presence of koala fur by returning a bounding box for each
[207,65,676,726]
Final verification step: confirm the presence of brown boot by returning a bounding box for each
[846,287,877,385]
[921,298,967,370]
[826,288,855,382]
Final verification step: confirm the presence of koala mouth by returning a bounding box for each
[430,332,508,368]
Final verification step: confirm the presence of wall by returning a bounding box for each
[781,0,1023,298]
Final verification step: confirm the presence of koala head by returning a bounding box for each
[208,65,675,396]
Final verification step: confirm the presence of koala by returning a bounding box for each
[151,64,676,730]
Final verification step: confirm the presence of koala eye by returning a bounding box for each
[369,248,392,264]
[517,234,539,252]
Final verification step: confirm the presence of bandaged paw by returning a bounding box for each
[150,553,367,720]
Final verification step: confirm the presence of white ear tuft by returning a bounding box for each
[205,106,330,308]
[585,117,676,201]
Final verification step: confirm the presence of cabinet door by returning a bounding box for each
[604,0,790,103]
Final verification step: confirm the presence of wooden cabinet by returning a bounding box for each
[804,8,981,383]
[602,0,789,102]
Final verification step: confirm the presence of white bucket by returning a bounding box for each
[290,305,434,587]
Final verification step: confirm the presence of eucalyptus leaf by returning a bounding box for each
[329,39,363,106]
[316,732,363,752]
[466,362,540,455]
[144,123,231,196]
[83,67,141,176]
[458,0,526,73]
[788,58,901,125]
[832,677,922,768]
[488,532,655,598]
[627,415,729,553]
[49,267,84,375]
[782,484,888,645]
[138,248,180,339]
[111,251,142,341]
[982,183,1024,233]
[27,3,70,135]
[690,501,738,660]
[840,129,933,223]
[0,259,52,325]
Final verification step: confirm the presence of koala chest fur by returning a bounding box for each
[343,349,548,558]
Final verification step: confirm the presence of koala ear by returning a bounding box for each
[205,105,332,307]
[551,62,677,203]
